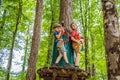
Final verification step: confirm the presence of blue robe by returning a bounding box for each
[51,35,75,67]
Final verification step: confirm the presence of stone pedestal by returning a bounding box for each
[37,67,89,80]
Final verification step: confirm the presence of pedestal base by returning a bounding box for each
[37,67,89,80]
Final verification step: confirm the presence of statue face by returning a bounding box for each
[58,27,62,31]
[71,24,77,30]
[54,27,59,32]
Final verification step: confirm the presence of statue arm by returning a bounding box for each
[71,37,81,44]
[55,31,62,39]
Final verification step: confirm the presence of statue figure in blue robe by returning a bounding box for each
[51,29,75,67]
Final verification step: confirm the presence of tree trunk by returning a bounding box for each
[91,35,96,76]
[79,0,90,73]
[51,0,74,67]
[59,0,73,65]
[59,0,72,30]
[22,34,29,71]
[6,0,22,80]
[101,0,120,80]
[26,0,43,80]
[46,0,55,66]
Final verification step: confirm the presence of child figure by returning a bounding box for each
[53,24,71,67]
[70,23,83,69]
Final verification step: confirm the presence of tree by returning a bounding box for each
[51,0,74,67]
[101,0,120,80]
[79,0,90,73]
[6,0,22,80]
[22,27,29,72]
[59,0,72,30]
[26,0,43,80]
[46,0,56,66]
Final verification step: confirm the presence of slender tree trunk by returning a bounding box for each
[22,25,30,71]
[59,0,72,29]
[88,0,96,76]
[101,0,120,80]
[22,35,29,71]
[6,0,22,80]
[26,0,43,80]
[91,35,96,76]
[79,0,90,73]
[46,0,55,66]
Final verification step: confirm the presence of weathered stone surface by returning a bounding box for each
[37,67,89,80]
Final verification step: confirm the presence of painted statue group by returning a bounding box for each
[51,23,84,69]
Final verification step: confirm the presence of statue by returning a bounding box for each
[51,24,74,67]
[37,23,88,80]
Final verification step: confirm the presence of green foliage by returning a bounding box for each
[0,68,6,80]
[73,0,107,80]
[37,0,60,68]
[0,0,120,80]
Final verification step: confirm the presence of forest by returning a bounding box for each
[0,0,120,80]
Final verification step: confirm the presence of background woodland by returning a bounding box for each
[0,0,120,80]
